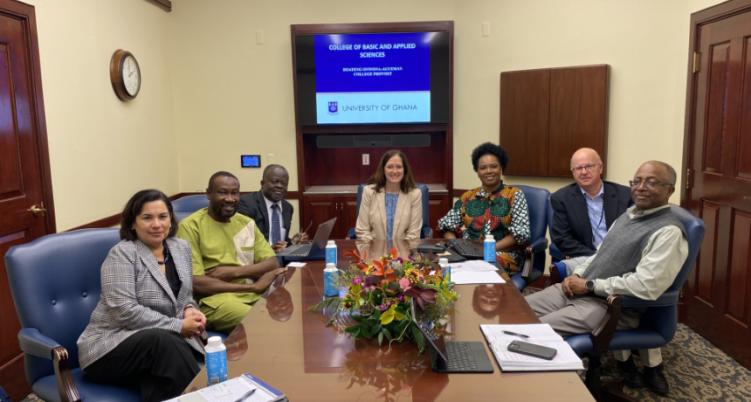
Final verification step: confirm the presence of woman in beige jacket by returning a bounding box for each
[356,150,422,241]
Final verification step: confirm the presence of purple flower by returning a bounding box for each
[352,277,362,286]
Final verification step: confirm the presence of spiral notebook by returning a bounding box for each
[167,373,287,402]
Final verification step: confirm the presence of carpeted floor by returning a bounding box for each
[20,324,750,401]
[595,323,751,401]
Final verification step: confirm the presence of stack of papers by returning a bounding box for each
[449,260,505,284]
[480,323,583,371]
[167,373,287,402]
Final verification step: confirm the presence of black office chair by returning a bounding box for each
[347,183,432,239]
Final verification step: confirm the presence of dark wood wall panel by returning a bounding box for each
[500,69,549,176]
[302,133,447,187]
[739,37,751,180]
[548,66,609,176]
[728,210,751,321]
[500,65,608,177]
[697,202,720,304]
[704,43,730,174]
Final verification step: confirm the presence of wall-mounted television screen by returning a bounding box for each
[293,25,451,126]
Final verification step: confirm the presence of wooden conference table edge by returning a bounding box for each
[184,239,594,402]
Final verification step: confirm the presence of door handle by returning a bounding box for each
[27,204,47,216]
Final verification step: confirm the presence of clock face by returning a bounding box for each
[122,55,141,96]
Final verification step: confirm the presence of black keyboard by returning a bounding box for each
[446,342,482,371]
[282,243,311,257]
[448,239,484,259]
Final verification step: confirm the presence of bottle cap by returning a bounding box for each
[485,234,495,240]
[438,257,449,265]
[327,240,336,246]
[207,336,222,347]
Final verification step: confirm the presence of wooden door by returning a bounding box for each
[682,0,751,369]
[0,1,55,399]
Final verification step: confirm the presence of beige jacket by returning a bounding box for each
[355,184,422,241]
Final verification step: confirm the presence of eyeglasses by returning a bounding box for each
[571,163,599,173]
[629,178,672,190]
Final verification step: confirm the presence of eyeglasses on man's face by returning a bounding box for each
[629,178,672,190]
[571,163,599,173]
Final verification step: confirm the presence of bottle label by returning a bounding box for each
[324,269,339,297]
[325,246,337,266]
[206,349,228,385]
[484,240,495,263]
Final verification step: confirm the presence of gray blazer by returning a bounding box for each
[77,237,203,369]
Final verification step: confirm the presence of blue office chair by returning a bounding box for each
[512,185,550,290]
[347,183,433,239]
[5,228,140,402]
[5,228,225,401]
[172,194,209,221]
[555,206,704,397]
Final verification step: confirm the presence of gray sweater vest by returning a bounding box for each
[582,207,685,280]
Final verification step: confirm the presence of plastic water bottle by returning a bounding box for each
[323,262,339,297]
[438,257,451,282]
[325,240,337,266]
[205,336,227,385]
[484,234,496,263]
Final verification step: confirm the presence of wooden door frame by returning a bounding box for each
[1,0,55,233]
[681,0,751,208]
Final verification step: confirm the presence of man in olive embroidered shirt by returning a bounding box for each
[177,171,286,332]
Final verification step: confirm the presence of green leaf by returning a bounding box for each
[410,323,426,354]
[382,326,393,341]
[380,305,396,325]
[378,331,384,345]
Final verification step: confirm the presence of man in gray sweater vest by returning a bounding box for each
[526,161,688,396]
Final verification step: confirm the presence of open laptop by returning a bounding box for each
[276,217,336,261]
[410,301,494,373]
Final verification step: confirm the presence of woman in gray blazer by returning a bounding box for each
[356,149,422,241]
[77,190,205,402]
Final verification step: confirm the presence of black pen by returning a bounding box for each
[233,388,256,402]
[503,330,529,339]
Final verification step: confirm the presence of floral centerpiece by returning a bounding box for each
[312,248,458,353]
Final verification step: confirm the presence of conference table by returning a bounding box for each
[184,240,594,401]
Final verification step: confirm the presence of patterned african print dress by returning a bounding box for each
[437,183,531,271]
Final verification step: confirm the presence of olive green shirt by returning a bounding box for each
[176,208,276,309]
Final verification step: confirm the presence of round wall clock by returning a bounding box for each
[109,49,141,101]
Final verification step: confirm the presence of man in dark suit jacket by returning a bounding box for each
[550,148,632,260]
[237,164,307,252]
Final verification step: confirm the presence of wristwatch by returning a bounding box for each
[585,280,595,295]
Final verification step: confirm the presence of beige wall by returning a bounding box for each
[28,0,722,230]
[28,0,178,230]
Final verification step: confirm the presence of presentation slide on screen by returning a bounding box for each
[314,32,432,124]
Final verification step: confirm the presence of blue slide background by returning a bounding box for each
[314,32,431,93]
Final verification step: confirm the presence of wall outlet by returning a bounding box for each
[362,153,370,165]
[481,21,491,37]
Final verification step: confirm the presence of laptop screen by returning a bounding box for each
[310,217,336,248]
[410,300,449,362]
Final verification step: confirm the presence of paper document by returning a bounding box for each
[450,260,498,272]
[167,373,286,402]
[450,270,505,284]
[480,323,583,371]
[286,262,306,268]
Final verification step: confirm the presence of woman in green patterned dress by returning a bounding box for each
[437,142,531,272]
